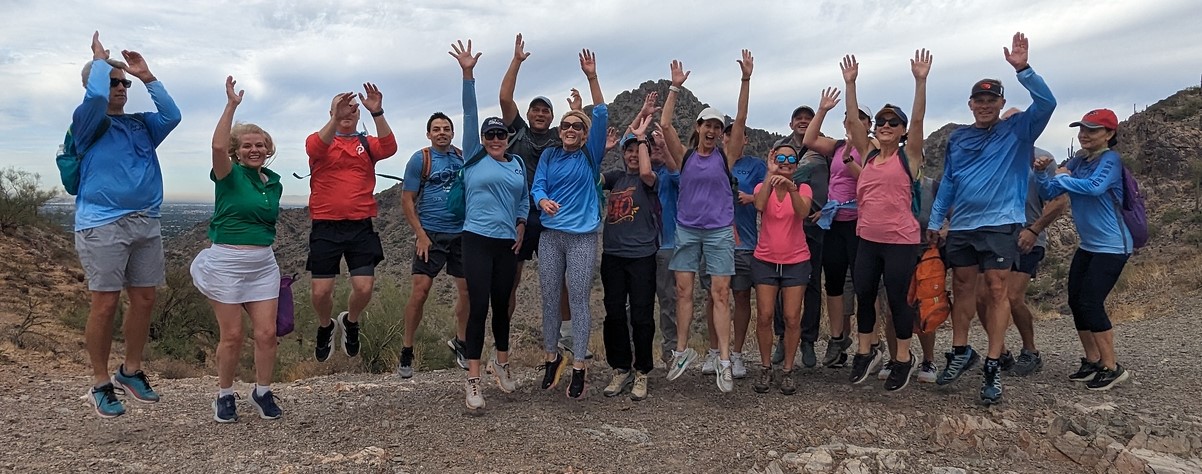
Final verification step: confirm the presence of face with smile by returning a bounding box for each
[559,117,587,149]
[528,104,553,132]
[874,112,907,146]
[483,129,508,157]
[772,147,799,176]
[1077,126,1115,153]
[235,133,270,169]
[427,118,454,149]
[108,68,129,111]
[790,112,814,137]
[969,94,1006,127]
[696,119,723,151]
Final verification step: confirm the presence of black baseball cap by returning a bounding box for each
[971,79,1004,98]
[791,105,816,119]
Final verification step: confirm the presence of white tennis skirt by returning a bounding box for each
[190,244,281,304]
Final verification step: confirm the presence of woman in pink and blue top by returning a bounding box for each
[750,144,812,395]
[842,50,932,392]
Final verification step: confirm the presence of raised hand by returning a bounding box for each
[639,91,660,117]
[579,49,597,77]
[1004,32,1030,71]
[605,127,620,152]
[567,88,582,111]
[670,60,690,87]
[818,87,842,111]
[448,39,481,70]
[631,115,654,136]
[90,31,109,60]
[513,33,531,62]
[911,48,932,80]
[359,83,383,114]
[840,55,859,83]
[121,50,151,81]
[650,129,666,149]
[225,76,244,106]
[331,92,357,120]
[737,49,754,79]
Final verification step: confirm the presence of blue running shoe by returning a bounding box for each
[112,365,160,403]
[936,346,980,386]
[251,389,282,420]
[88,383,125,418]
[980,364,1003,405]
[213,394,238,423]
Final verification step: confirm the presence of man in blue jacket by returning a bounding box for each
[926,32,1055,405]
[73,32,181,418]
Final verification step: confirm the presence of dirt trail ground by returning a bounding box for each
[3,297,1201,474]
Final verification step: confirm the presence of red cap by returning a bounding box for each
[1069,109,1119,130]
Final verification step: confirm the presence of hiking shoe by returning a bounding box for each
[731,353,748,379]
[490,357,516,393]
[884,354,917,392]
[251,389,282,420]
[716,362,734,393]
[917,361,938,383]
[465,377,485,411]
[701,349,719,375]
[1086,364,1130,391]
[630,371,649,401]
[1010,349,1043,377]
[771,337,785,365]
[336,312,360,357]
[666,348,698,381]
[1069,358,1102,382]
[780,370,797,395]
[936,346,980,386]
[567,368,587,399]
[315,321,335,362]
[541,352,568,390]
[447,338,468,370]
[877,361,892,381]
[800,341,817,368]
[396,347,415,379]
[822,337,850,367]
[1000,350,1015,372]
[980,363,1003,405]
[88,383,125,418]
[112,365,160,403]
[603,370,633,397]
[849,353,876,384]
[213,393,238,423]
[753,366,774,394]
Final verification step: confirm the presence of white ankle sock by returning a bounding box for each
[254,385,270,397]
[720,359,731,368]
[218,387,234,398]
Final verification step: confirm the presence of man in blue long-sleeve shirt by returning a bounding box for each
[73,33,181,418]
[925,32,1055,405]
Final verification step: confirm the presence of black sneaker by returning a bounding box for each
[337,312,360,357]
[541,353,567,390]
[884,353,917,392]
[213,393,238,423]
[567,368,587,399]
[315,322,335,362]
[447,338,468,370]
[849,353,875,384]
[1086,364,1130,391]
[980,361,1003,405]
[1000,350,1015,372]
[1010,348,1043,376]
[1069,358,1102,382]
[250,389,282,420]
[397,347,415,379]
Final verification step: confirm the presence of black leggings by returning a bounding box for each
[461,231,518,360]
[823,219,859,296]
[853,239,918,341]
[1067,248,1128,332]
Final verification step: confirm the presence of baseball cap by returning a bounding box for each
[1069,109,1119,130]
[481,117,508,135]
[875,103,909,127]
[791,105,816,119]
[696,107,725,124]
[858,105,872,120]
[971,79,1004,98]
[529,96,554,113]
[620,133,641,149]
[722,116,735,133]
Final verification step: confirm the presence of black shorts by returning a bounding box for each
[412,232,465,278]
[307,219,385,278]
[517,210,543,261]
[751,258,811,288]
[1012,245,1046,278]
[944,224,1021,271]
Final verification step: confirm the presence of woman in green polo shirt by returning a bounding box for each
[190,76,284,423]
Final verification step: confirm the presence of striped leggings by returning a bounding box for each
[538,229,597,356]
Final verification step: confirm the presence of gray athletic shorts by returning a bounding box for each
[700,249,755,292]
[75,213,165,292]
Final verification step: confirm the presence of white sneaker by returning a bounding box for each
[731,353,748,379]
[917,361,938,383]
[666,348,698,381]
[490,358,515,393]
[465,377,485,410]
[701,350,719,375]
[717,362,734,393]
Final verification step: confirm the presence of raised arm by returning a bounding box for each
[724,49,753,170]
[121,48,180,143]
[499,34,530,126]
[630,114,657,187]
[1004,32,1057,141]
[804,87,843,157]
[74,33,119,149]
[659,60,690,171]
[579,49,604,105]
[904,49,931,176]
[211,76,241,181]
[451,39,483,153]
[359,82,392,139]
[841,55,871,158]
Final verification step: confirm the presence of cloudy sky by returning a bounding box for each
[3,0,1199,202]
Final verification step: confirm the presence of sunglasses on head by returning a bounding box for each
[560,121,586,131]
[774,154,799,164]
[110,78,133,88]
[483,130,508,140]
[875,118,904,128]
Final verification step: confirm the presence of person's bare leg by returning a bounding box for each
[122,286,156,373]
[950,267,979,347]
[754,285,778,366]
[347,275,374,322]
[1093,330,1117,369]
[704,293,718,351]
[781,286,804,372]
[311,278,336,327]
[674,271,696,352]
[982,269,1012,359]
[86,291,120,385]
[403,275,434,347]
[453,277,469,341]
[708,276,733,360]
[1078,330,1101,363]
[732,289,752,353]
[212,301,244,390]
[245,299,278,387]
[1007,273,1037,352]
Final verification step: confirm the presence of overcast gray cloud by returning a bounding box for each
[2,0,1199,201]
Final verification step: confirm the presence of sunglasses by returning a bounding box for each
[560,121,586,131]
[774,154,799,164]
[875,118,905,128]
[110,78,133,88]
[483,130,508,140]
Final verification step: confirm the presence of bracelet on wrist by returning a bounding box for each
[668,85,681,93]
[741,77,751,81]
[370,109,385,117]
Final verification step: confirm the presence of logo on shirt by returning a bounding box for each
[356,144,366,156]
[606,187,639,224]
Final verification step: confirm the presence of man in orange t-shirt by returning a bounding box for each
[304,83,398,362]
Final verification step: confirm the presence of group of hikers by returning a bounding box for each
[69,30,1136,421]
